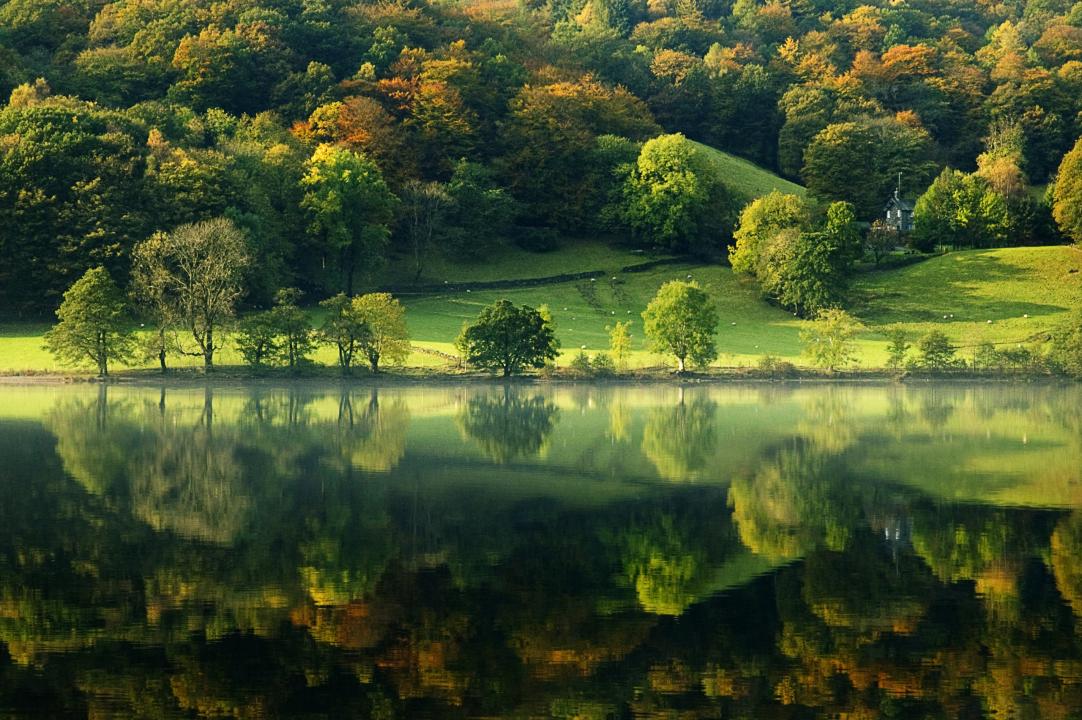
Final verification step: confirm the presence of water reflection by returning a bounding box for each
[456,389,558,463]
[2,383,1082,717]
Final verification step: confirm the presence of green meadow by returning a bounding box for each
[2,245,1078,374]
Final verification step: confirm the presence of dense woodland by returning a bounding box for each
[2,0,1082,316]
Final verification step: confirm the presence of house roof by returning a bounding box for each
[885,195,913,212]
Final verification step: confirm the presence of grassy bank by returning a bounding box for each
[1,245,1078,375]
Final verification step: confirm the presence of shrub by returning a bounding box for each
[569,350,593,376]
[591,352,616,376]
[757,355,797,378]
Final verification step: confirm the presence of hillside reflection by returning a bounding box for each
[2,383,1082,717]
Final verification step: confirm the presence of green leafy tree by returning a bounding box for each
[130,218,249,370]
[641,280,718,372]
[621,133,735,255]
[801,116,937,219]
[911,168,1009,251]
[915,330,958,370]
[0,98,150,312]
[319,293,371,374]
[800,308,863,371]
[886,328,911,370]
[352,293,411,373]
[236,311,281,367]
[442,160,515,260]
[457,300,559,376]
[729,191,810,276]
[270,288,316,369]
[44,267,134,377]
[301,144,398,295]
[759,202,861,317]
[609,320,633,370]
[1052,138,1082,244]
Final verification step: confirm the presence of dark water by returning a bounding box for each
[2,383,1082,718]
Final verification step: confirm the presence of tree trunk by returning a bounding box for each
[204,327,214,370]
[158,329,167,373]
[676,356,685,373]
[369,353,379,373]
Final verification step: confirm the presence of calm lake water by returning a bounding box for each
[2,382,1082,718]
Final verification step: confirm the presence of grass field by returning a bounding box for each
[5,245,1076,374]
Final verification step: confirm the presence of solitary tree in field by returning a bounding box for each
[44,267,134,377]
[352,293,411,373]
[457,300,558,376]
[799,308,863,371]
[641,281,718,372]
[132,217,249,370]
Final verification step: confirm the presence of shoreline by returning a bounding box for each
[0,367,1072,388]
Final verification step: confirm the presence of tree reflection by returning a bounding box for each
[456,389,558,463]
[334,390,411,472]
[728,440,859,560]
[641,393,717,481]
[8,385,1082,717]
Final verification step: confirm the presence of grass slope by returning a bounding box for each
[852,246,1082,351]
[692,141,806,202]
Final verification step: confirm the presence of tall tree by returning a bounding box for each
[911,168,1009,251]
[44,267,135,377]
[1053,138,1082,244]
[801,116,937,219]
[131,218,249,370]
[301,144,398,295]
[641,280,718,372]
[621,133,736,255]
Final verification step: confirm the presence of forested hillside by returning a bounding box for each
[1,0,1080,315]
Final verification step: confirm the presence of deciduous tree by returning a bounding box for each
[131,218,249,370]
[44,267,134,377]
[457,300,559,376]
[641,280,718,372]
[352,293,411,373]
[301,144,398,295]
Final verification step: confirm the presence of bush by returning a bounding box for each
[757,355,797,378]
[591,352,616,376]
[569,350,593,376]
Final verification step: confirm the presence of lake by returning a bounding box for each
[2,382,1082,718]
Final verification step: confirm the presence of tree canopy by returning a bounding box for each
[457,300,558,376]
